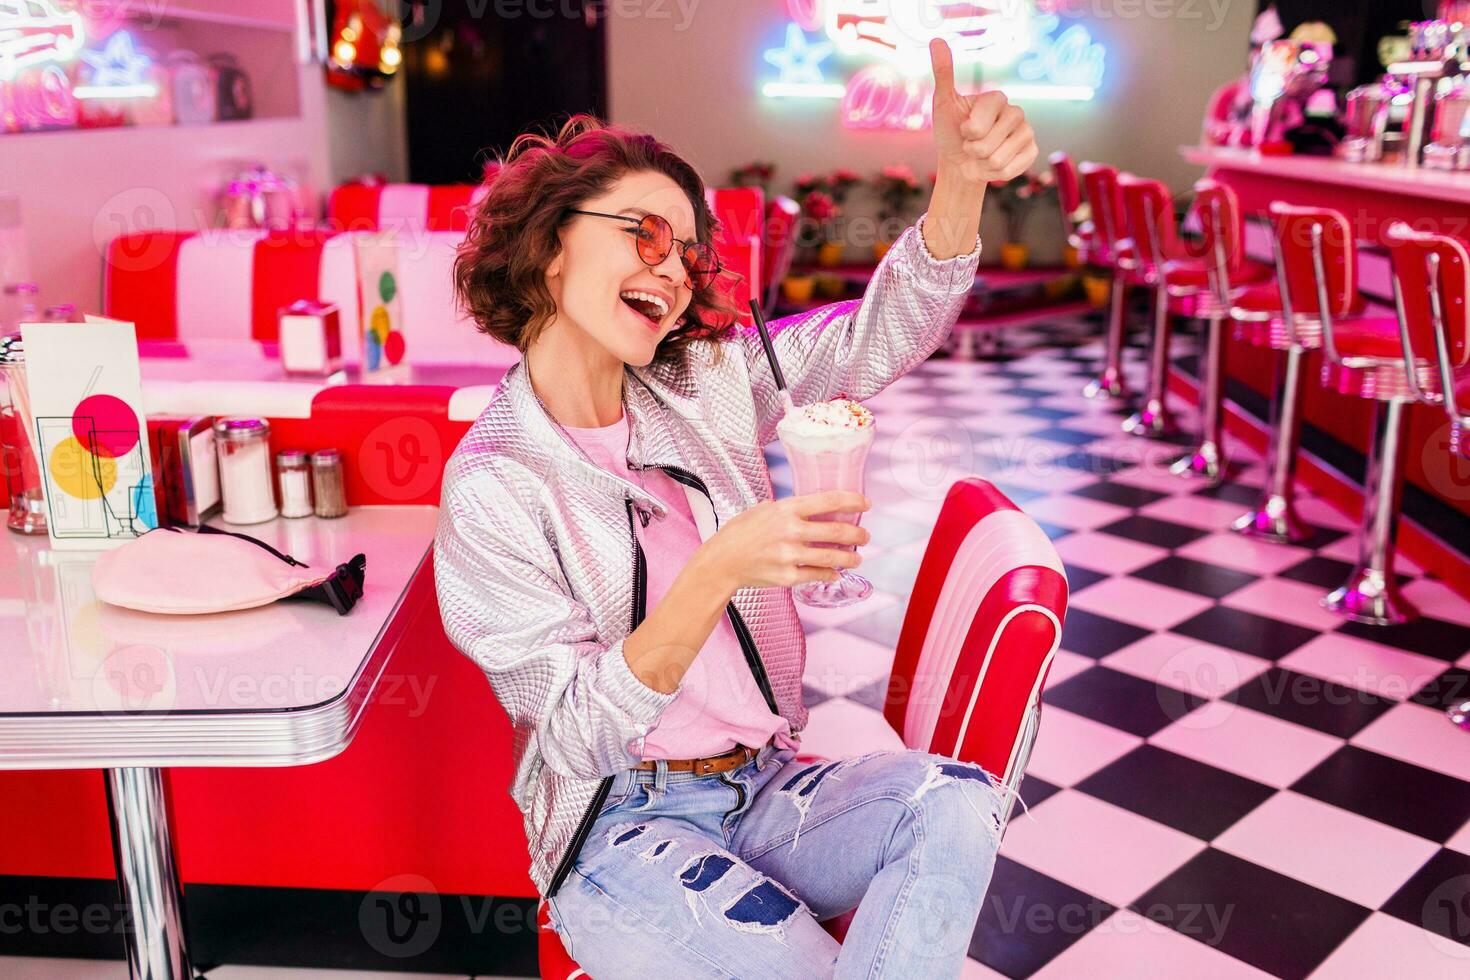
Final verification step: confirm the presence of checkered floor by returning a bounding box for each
[767,317,1470,980]
[7,317,1467,980]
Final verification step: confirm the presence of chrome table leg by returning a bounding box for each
[105,767,194,980]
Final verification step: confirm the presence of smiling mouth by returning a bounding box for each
[620,292,669,331]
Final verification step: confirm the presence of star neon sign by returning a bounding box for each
[762,0,1108,126]
[74,30,157,100]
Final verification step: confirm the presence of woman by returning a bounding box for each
[435,38,1037,978]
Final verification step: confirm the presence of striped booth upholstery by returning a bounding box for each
[326,182,489,233]
[536,477,1069,977]
[104,228,520,367]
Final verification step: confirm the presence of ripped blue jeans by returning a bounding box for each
[541,741,1006,979]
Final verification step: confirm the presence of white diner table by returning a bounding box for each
[0,505,439,979]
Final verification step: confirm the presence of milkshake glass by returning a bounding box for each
[776,397,876,607]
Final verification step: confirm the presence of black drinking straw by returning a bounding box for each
[748,299,789,396]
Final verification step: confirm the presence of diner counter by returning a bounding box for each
[1183,144,1470,205]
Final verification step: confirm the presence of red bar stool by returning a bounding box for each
[1078,162,1133,401]
[1049,151,1094,266]
[1116,176,1250,439]
[1168,180,1274,481]
[1228,202,1372,543]
[1309,222,1470,624]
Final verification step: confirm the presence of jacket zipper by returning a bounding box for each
[655,466,780,715]
[545,499,649,898]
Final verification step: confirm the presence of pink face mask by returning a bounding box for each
[92,525,366,616]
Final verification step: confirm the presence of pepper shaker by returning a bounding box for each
[310,448,347,518]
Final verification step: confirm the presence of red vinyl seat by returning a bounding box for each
[535,479,1069,977]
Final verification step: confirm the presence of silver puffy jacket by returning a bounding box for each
[433,213,981,896]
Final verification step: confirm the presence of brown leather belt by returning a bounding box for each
[634,737,772,775]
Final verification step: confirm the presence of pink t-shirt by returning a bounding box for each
[562,413,792,760]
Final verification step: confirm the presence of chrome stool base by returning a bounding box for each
[1168,441,1228,483]
[1323,569,1419,627]
[1232,494,1312,544]
[1449,700,1470,732]
[1083,372,1128,400]
[1122,399,1180,438]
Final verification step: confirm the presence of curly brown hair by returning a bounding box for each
[453,114,743,361]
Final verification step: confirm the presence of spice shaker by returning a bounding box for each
[310,448,347,518]
[213,417,278,524]
[275,450,313,518]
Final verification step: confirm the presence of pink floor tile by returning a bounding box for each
[880,495,945,529]
[1308,913,1470,980]
[1054,532,1170,574]
[1000,791,1206,907]
[1032,910,1274,980]
[1068,577,1216,631]
[962,413,1055,436]
[983,464,1103,494]
[1277,632,1449,701]
[1140,493,1262,532]
[1447,818,1470,857]
[960,957,1009,980]
[1401,578,1470,628]
[1212,792,1440,908]
[797,698,906,760]
[1023,494,1134,531]
[1043,649,1097,690]
[1291,494,1360,533]
[1352,702,1470,782]
[976,435,1075,471]
[803,628,898,697]
[797,590,901,631]
[1025,707,1144,786]
[1102,632,1273,700]
[1221,577,1355,632]
[1149,703,1343,788]
[1174,532,1315,576]
[1316,534,1424,574]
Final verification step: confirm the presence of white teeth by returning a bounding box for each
[619,290,669,319]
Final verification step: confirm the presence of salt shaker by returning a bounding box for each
[213,417,278,524]
[275,450,313,518]
[310,448,347,518]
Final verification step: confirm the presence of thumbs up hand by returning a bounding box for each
[929,38,1037,185]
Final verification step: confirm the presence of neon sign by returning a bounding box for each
[0,0,84,81]
[74,30,156,100]
[763,0,1108,128]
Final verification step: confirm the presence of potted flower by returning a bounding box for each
[993,171,1054,271]
[873,164,924,260]
[802,184,847,269]
[828,168,863,207]
[730,160,777,199]
[784,186,841,302]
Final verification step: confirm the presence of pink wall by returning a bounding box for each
[0,1,407,315]
[606,4,1255,262]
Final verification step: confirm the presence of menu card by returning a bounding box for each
[21,316,157,550]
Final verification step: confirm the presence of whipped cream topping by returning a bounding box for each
[776,397,875,450]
